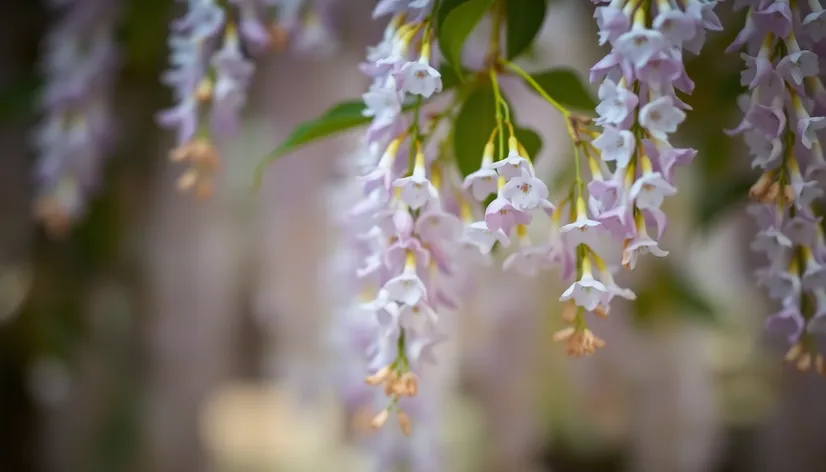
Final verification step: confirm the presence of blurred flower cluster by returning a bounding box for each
[33,0,121,236]
[728,0,826,372]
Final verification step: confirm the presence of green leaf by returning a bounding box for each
[253,97,433,188]
[438,0,495,77]
[255,100,362,180]
[452,85,542,177]
[514,127,542,160]
[453,86,499,177]
[528,68,597,111]
[666,265,717,323]
[439,64,463,90]
[253,100,373,189]
[506,0,548,59]
[696,173,755,231]
[632,261,718,326]
[0,75,39,123]
[437,0,470,30]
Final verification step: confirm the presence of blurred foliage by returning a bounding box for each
[505,0,547,60]
[452,83,543,176]
[437,0,495,77]
[0,74,40,124]
[0,0,173,469]
[529,68,597,111]
[683,4,751,232]
[633,260,718,326]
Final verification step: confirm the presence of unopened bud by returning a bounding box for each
[384,370,400,397]
[783,184,795,205]
[365,366,391,386]
[749,173,773,201]
[269,25,289,52]
[177,169,199,192]
[785,343,803,362]
[196,78,213,102]
[561,301,577,323]
[170,146,189,162]
[195,178,213,201]
[552,326,575,343]
[370,409,390,430]
[761,182,780,204]
[593,304,609,318]
[796,352,812,371]
[396,411,412,436]
[621,239,632,269]
[399,372,418,396]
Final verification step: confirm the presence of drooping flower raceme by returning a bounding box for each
[33,0,121,237]
[329,2,469,461]
[546,0,720,353]
[158,0,341,200]
[728,0,826,373]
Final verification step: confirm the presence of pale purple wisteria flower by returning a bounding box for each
[536,0,719,351]
[328,3,457,466]
[33,0,121,237]
[158,0,342,199]
[730,0,826,373]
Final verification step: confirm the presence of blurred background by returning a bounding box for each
[2,1,826,471]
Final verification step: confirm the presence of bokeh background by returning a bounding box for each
[2,1,826,471]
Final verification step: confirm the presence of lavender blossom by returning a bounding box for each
[157,0,343,199]
[540,0,720,352]
[453,0,719,355]
[33,0,121,237]
[730,0,826,373]
[323,3,468,467]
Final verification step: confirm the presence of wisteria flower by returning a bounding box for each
[592,125,635,167]
[500,168,550,212]
[638,96,686,140]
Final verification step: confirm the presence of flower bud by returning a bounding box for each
[399,372,418,396]
[370,409,390,430]
[749,172,773,201]
[177,169,199,192]
[365,366,391,386]
[396,411,412,436]
[384,370,400,397]
[195,77,214,103]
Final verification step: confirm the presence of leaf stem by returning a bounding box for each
[504,59,583,189]
[489,69,505,160]
[503,60,570,118]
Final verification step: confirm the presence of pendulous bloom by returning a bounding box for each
[729,0,826,374]
[157,0,341,199]
[33,0,122,236]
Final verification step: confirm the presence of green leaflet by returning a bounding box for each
[633,261,718,326]
[527,68,597,111]
[252,59,473,189]
[453,85,542,177]
[505,0,548,59]
[695,173,756,232]
[437,0,496,78]
[253,100,370,189]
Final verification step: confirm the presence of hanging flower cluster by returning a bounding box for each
[33,0,121,237]
[343,0,454,439]
[728,0,826,373]
[549,0,721,353]
[157,0,339,200]
[323,0,728,441]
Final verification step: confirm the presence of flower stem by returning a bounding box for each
[503,60,570,118]
[490,69,506,160]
